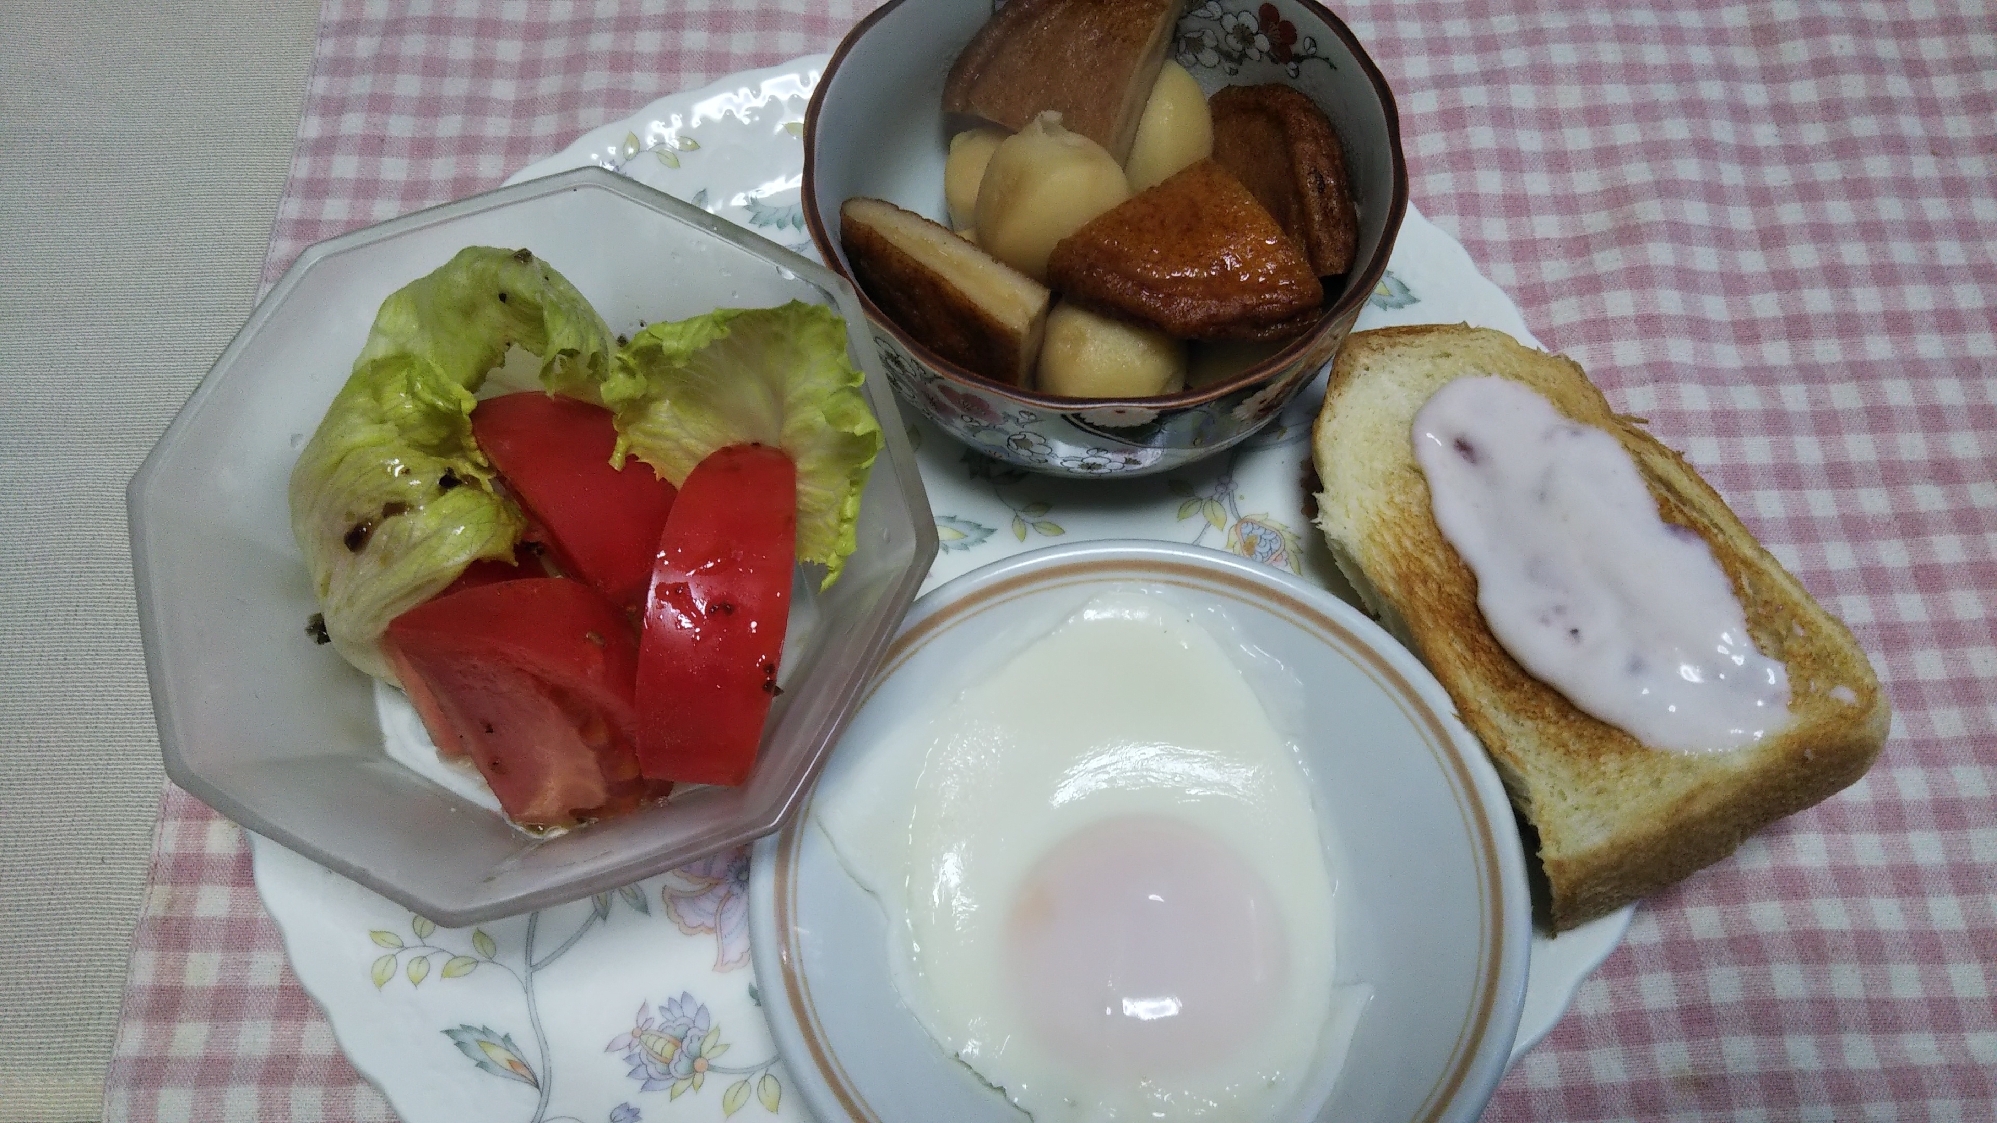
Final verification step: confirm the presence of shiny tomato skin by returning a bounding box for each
[636,444,797,787]
[438,558,532,599]
[384,577,660,827]
[470,392,678,612]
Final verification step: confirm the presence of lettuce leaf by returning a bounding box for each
[600,302,882,587]
[288,246,615,681]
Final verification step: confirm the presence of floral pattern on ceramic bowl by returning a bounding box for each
[802,0,1410,478]
[871,299,1359,478]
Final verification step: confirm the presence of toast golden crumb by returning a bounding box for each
[1312,325,1891,930]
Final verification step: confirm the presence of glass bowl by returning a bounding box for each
[128,166,938,925]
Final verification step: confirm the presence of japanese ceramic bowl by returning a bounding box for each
[802,0,1407,478]
[128,166,938,926]
[749,540,1531,1123]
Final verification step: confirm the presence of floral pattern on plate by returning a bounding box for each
[661,848,754,972]
[342,876,782,1123]
[609,993,783,1113]
[251,54,1632,1123]
[511,61,821,257]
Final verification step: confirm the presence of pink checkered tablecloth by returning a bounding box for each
[105,1,1997,1120]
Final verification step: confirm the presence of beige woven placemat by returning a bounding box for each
[0,1,319,1118]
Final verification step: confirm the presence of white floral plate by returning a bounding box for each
[251,53,1630,1123]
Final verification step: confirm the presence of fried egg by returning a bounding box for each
[817,589,1344,1122]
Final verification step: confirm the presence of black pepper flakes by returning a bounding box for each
[497,291,509,303]
[512,248,533,263]
[306,613,330,644]
[343,501,411,551]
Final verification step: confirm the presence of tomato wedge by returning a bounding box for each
[469,392,678,613]
[438,558,531,598]
[384,577,665,827]
[636,444,798,786]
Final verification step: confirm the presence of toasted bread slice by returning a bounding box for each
[1047,159,1322,340]
[1312,325,1890,930]
[942,0,1180,163]
[841,197,1051,386]
[1209,83,1358,277]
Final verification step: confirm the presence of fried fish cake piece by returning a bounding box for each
[942,0,1179,163]
[841,197,1051,386]
[1209,83,1358,277]
[1047,159,1323,341]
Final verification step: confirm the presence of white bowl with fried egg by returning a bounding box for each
[749,540,1529,1123]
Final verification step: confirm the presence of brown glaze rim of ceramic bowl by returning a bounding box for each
[802,0,1410,415]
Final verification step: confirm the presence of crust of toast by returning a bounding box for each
[1312,325,1891,930]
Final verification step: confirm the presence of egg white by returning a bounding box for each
[817,589,1342,1122]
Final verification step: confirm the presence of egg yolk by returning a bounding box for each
[1002,813,1289,1079]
